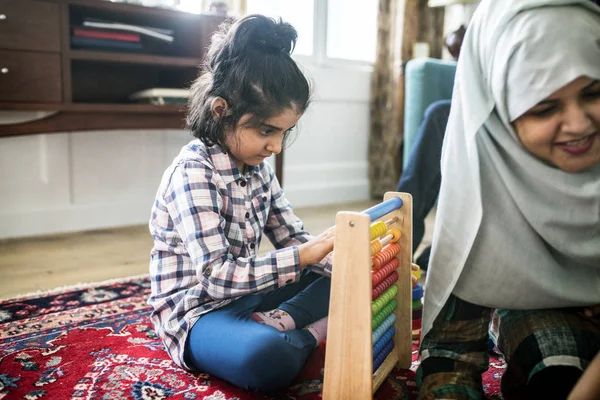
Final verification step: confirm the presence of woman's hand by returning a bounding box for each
[567,351,600,400]
[411,263,420,288]
[298,226,336,269]
[583,305,600,318]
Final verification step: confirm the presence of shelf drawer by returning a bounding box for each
[0,0,60,52]
[0,50,62,103]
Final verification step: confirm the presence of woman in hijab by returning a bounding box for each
[417,0,600,399]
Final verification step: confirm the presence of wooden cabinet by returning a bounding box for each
[0,50,62,102]
[0,0,61,52]
[0,0,226,134]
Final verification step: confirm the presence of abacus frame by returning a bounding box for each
[322,192,413,399]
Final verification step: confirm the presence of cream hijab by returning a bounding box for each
[422,0,600,338]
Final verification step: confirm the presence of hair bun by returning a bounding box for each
[233,14,298,56]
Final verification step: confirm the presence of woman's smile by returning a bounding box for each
[555,131,598,155]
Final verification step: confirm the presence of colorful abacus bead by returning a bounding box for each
[370,221,387,240]
[371,243,401,270]
[372,299,397,330]
[387,227,401,242]
[372,258,399,286]
[370,239,383,255]
[372,271,399,300]
[372,326,395,357]
[370,227,402,255]
[372,314,396,344]
[373,340,395,371]
[371,250,400,374]
[372,285,398,315]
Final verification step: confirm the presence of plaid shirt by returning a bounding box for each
[148,139,332,369]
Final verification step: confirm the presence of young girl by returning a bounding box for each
[148,15,335,392]
[418,0,600,399]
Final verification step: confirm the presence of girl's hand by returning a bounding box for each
[583,305,600,318]
[298,226,336,268]
[298,232,423,286]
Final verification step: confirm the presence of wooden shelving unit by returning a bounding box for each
[67,49,204,67]
[0,102,183,113]
[0,0,225,115]
[0,1,221,163]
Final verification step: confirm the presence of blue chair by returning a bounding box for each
[403,58,457,170]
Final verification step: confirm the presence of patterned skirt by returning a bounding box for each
[417,294,600,399]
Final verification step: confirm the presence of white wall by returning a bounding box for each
[0,65,372,239]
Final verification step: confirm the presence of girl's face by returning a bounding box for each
[513,77,600,173]
[226,106,302,172]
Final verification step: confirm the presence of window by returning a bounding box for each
[178,0,378,64]
[245,0,315,57]
[246,0,377,65]
[326,0,378,63]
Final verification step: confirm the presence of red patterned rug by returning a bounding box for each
[0,276,504,399]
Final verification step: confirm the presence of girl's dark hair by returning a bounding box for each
[186,14,311,149]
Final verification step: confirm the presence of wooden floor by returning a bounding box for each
[0,200,435,299]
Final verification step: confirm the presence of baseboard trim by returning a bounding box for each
[0,202,151,240]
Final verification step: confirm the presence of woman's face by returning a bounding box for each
[513,77,600,173]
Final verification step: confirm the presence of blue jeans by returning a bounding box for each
[185,271,330,392]
[397,100,450,266]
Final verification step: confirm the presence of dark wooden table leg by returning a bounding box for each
[275,150,284,187]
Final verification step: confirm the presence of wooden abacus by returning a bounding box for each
[323,192,413,399]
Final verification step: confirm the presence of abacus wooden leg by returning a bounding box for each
[323,211,373,400]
